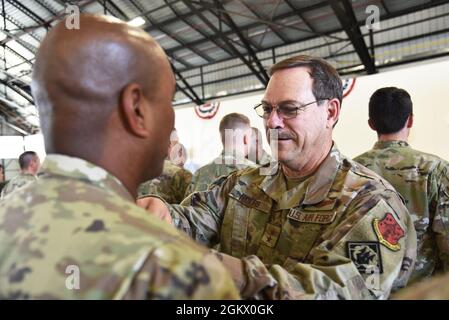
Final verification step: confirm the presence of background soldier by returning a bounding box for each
[138,129,192,204]
[0,14,238,300]
[138,55,417,300]
[248,127,273,166]
[355,87,449,284]
[184,113,255,195]
[0,151,40,199]
[0,164,6,194]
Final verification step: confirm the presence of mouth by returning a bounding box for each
[276,137,292,141]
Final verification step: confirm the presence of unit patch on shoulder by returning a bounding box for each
[373,212,405,251]
[347,241,383,274]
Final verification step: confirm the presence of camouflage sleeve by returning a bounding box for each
[172,170,192,204]
[227,190,416,300]
[392,272,449,300]
[119,243,240,300]
[169,175,237,248]
[184,171,200,198]
[432,162,449,271]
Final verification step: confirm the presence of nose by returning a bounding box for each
[265,108,284,129]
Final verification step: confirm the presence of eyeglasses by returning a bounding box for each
[254,99,329,119]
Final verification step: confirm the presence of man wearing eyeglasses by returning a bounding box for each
[138,55,417,300]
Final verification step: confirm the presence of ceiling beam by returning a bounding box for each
[172,63,203,105]
[237,0,288,44]
[127,0,198,69]
[182,0,268,85]
[211,0,269,83]
[284,0,318,34]
[165,0,331,56]
[163,0,233,57]
[330,0,376,74]
[7,0,47,25]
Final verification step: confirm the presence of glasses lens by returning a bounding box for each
[255,103,272,118]
[278,103,299,119]
[255,104,265,118]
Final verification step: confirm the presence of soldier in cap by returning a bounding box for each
[0,14,238,300]
[138,55,417,300]
[354,87,449,284]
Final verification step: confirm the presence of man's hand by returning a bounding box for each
[137,196,173,225]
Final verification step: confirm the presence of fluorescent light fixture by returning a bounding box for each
[128,17,146,27]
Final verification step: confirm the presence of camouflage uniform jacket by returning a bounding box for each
[169,145,417,299]
[257,150,273,166]
[0,154,239,299]
[393,272,449,300]
[355,140,449,284]
[138,160,192,204]
[0,173,37,199]
[185,151,256,196]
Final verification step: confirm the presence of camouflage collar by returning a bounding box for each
[40,154,133,202]
[373,140,410,150]
[259,144,341,205]
[18,172,36,178]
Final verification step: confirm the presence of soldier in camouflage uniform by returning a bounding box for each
[138,159,192,204]
[138,129,193,204]
[185,113,256,195]
[0,151,40,199]
[248,127,273,166]
[0,14,239,300]
[0,164,7,194]
[354,87,449,285]
[138,56,417,300]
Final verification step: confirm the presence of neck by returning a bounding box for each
[282,139,332,179]
[378,130,408,143]
[49,143,141,199]
[257,147,264,161]
[21,168,34,175]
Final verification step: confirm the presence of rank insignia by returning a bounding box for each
[373,213,405,251]
[347,242,383,274]
[260,224,281,248]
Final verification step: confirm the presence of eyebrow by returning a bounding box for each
[261,99,306,105]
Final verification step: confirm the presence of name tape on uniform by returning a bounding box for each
[287,208,337,224]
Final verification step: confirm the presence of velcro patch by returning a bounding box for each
[373,213,405,251]
[287,208,337,224]
[238,194,261,208]
[347,241,383,274]
[259,224,281,248]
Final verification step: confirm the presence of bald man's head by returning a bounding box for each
[32,14,174,138]
[31,14,176,195]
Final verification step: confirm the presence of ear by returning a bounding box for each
[326,98,340,128]
[243,128,252,145]
[120,83,151,138]
[406,115,413,128]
